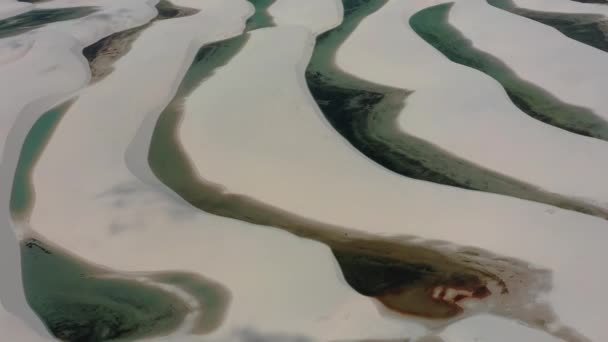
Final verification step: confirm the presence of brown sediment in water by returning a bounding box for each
[83,0,199,83]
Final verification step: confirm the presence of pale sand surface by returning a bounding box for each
[27,2,424,341]
[335,0,608,208]
[175,4,608,341]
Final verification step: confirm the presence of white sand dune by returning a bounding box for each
[175,1,608,340]
[27,1,426,341]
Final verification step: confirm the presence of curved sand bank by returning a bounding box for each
[172,1,608,340]
[412,2,608,142]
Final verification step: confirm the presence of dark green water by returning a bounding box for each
[411,2,608,142]
[0,7,96,38]
[489,0,608,53]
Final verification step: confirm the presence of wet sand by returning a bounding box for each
[83,0,199,83]
[147,0,566,335]
[0,6,96,38]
